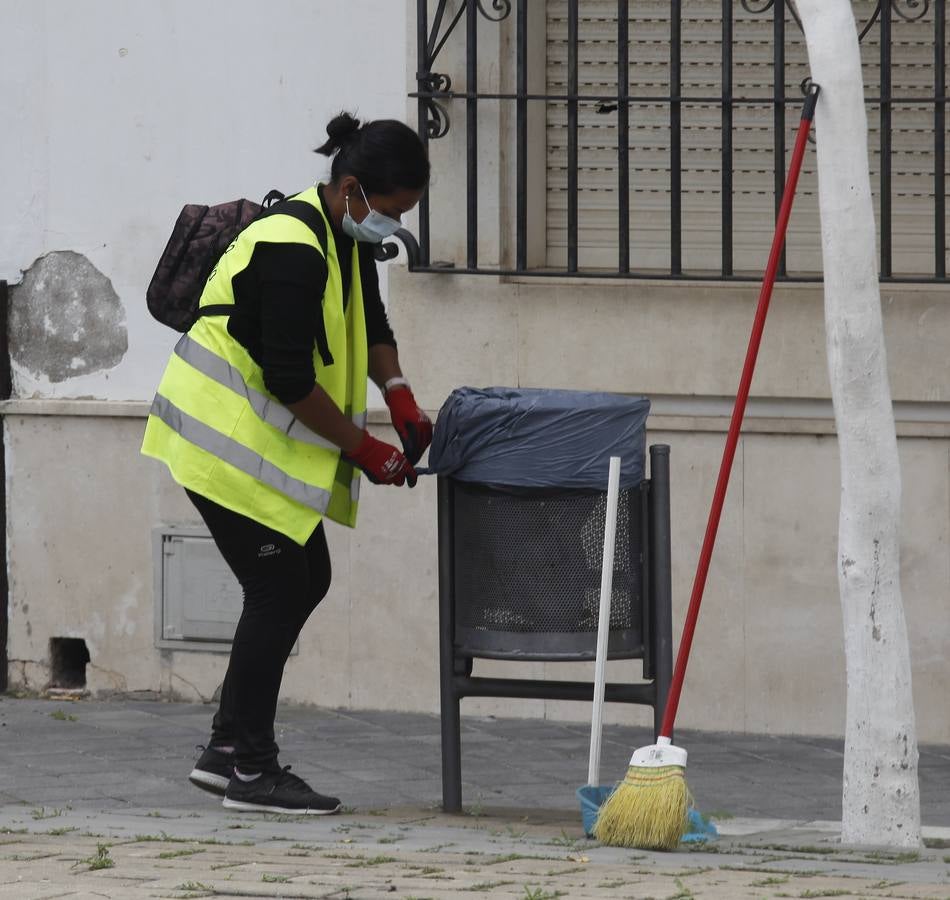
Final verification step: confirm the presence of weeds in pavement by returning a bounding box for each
[344,854,397,867]
[73,842,114,871]
[798,890,852,898]
[546,829,584,850]
[157,848,205,859]
[740,842,920,866]
[333,821,383,834]
[543,864,588,876]
[720,864,827,877]
[484,852,558,865]
[861,848,920,864]
[134,831,188,843]
[131,832,249,847]
[751,874,790,886]
[49,709,77,722]
[197,837,252,846]
[210,860,245,872]
[174,882,213,895]
[491,823,528,839]
[464,880,515,891]
[747,843,838,856]
[667,877,695,899]
[522,886,565,900]
[420,842,456,853]
[683,841,721,854]
[31,806,67,820]
[262,873,291,882]
[656,866,711,878]
[43,826,78,836]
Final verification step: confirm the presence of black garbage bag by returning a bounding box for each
[425,386,650,489]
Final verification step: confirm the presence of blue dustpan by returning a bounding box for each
[576,784,719,843]
[577,784,613,836]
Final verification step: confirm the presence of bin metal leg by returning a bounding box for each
[649,445,673,742]
[440,681,462,812]
[437,477,463,812]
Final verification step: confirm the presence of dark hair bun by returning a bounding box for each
[315,112,361,156]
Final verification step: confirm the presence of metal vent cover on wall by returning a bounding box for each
[153,526,243,652]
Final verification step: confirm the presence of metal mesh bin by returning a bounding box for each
[451,481,645,661]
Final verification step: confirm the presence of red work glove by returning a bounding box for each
[346,432,417,487]
[384,383,432,466]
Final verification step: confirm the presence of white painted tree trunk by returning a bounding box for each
[795,0,920,848]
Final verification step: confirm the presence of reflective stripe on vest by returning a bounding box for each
[149,393,332,513]
[173,333,364,447]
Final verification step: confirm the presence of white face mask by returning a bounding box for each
[342,184,401,243]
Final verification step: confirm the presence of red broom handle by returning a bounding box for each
[659,83,821,740]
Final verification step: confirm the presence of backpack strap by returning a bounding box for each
[261,189,286,208]
[194,194,331,325]
[258,198,334,366]
[258,197,329,259]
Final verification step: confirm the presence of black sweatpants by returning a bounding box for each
[187,490,331,772]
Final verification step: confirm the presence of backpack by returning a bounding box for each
[146,189,327,332]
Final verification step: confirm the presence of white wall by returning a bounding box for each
[0,0,408,401]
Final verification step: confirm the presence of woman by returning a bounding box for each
[142,112,432,815]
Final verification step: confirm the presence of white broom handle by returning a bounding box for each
[588,455,621,787]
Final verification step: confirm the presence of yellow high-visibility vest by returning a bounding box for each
[142,186,368,545]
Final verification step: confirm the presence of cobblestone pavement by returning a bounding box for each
[1,696,948,898]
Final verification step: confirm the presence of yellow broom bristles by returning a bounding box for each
[592,764,691,850]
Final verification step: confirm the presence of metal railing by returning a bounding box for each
[408,0,948,282]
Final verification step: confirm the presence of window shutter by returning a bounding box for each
[545,0,944,277]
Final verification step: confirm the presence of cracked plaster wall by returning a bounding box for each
[10,251,127,387]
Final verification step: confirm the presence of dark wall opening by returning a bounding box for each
[49,637,90,689]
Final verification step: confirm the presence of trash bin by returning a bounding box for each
[427,387,673,812]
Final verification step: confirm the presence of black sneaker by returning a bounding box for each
[222,766,342,815]
[188,745,234,796]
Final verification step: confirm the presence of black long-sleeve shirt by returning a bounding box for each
[226,186,397,404]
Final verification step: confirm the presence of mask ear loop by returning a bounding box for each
[358,183,372,212]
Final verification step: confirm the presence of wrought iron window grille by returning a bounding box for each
[404,0,948,283]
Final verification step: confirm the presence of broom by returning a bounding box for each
[594,82,821,851]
